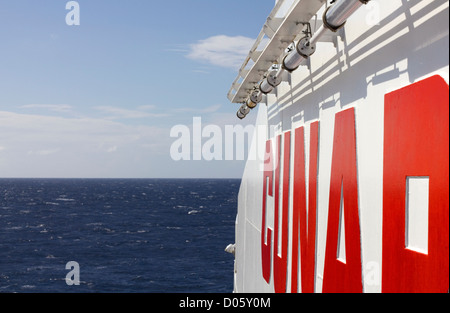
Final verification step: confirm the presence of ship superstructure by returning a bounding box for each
[228,0,449,293]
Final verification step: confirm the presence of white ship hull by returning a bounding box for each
[229,0,449,293]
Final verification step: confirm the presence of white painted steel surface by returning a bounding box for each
[232,0,449,293]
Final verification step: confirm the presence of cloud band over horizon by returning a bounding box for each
[187,35,255,70]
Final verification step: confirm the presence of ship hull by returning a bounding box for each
[233,0,449,293]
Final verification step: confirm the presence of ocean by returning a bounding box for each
[0,178,240,293]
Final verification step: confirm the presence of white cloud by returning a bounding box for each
[187,35,256,70]
[171,104,222,114]
[94,106,169,120]
[27,148,61,156]
[20,104,73,113]
[137,105,157,111]
[0,110,172,178]
[106,145,118,153]
[0,107,253,178]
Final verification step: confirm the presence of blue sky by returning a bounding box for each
[0,0,274,178]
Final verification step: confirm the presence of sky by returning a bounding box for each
[0,0,275,178]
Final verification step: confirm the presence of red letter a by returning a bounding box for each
[323,108,363,293]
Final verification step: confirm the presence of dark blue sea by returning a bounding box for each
[0,178,240,293]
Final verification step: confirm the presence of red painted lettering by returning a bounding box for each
[260,76,448,293]
[291,122,319,293]
[273,132,290,293]
[382,75,449,292]
[323,108,363,293]
[261,139,274,283]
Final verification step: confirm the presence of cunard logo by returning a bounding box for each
[260,76,449,293]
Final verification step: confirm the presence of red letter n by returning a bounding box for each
[291,122,319,293]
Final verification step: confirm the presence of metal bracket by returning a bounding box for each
[313,19,345,47]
